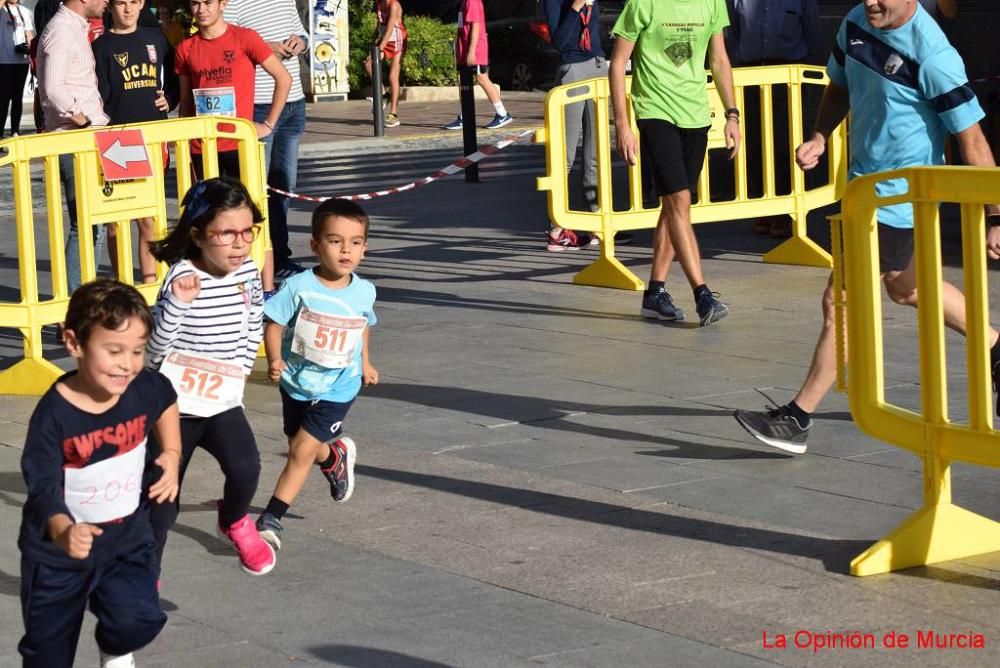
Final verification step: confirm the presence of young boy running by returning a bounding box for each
[443,0,513,131]
[93,0,178,284]
[256,199,379,549]
[18,279,182,668]
[175,0,291,178]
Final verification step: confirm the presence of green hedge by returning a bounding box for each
[347,0,457,93]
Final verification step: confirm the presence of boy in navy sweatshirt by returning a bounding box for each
[18,279,182,668]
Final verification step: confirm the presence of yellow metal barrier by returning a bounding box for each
[0,117,269,396]
[536,65,848,290]
[835,166,1000,576]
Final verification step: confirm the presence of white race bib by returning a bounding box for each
[291,307,366,369]
[193,86,237,117]
[64,440,146,524]
[160,351,246,417]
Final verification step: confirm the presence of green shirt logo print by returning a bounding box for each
[665,41,692,68]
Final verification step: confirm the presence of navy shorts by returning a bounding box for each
[637,118,710,196]
[877,223,914,273]
[280,386,354,443]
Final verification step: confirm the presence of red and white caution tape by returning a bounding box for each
[268,127,536,202]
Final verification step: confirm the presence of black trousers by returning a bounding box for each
[149,407,261,574]
[0,63,29,136]
[19,541,165,667]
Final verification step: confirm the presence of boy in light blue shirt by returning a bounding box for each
[256,199,379,551]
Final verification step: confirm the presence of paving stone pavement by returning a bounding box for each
[2,105,1000,666]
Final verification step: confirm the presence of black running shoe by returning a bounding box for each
[696,291,729,326]
[641,288,685,321]
[734,406,810,454]
[256,512,284,551]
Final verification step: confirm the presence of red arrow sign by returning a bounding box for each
[95,129,153,182]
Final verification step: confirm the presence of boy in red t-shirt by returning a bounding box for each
[175,0,291,178]
[442,0,513,131]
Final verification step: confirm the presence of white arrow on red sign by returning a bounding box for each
[103,139,149,169]
[94,129,154,182]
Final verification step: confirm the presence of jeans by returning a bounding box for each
[255,99,305,266]
[558,57,604,213]
[61,154,107,292]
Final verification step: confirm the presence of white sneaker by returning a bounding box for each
[100,652,136,668]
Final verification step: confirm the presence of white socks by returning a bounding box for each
[493,101,507,117]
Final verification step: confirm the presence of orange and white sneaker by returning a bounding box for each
[217,509,276,576]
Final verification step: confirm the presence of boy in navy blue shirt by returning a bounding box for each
[18,279,182,668]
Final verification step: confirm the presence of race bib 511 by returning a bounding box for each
[291,307,366,369]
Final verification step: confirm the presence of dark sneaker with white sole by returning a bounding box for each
[256,512,284,551]
[733,405,810,454]
[641,288,685,321]
[696,291,729,326]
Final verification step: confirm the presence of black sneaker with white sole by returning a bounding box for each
[733,405,810,454]
[695,291,729,326]
[641,288,685,321]
[256,512,283,551]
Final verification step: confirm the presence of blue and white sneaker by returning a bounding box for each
[485,113,513,129]
[443,116,463,130]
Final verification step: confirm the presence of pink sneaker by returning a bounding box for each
[546,229,594,252]
[217,511,276,576]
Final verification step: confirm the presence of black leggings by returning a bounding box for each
[149,407,261,574]
[0,63,29,136]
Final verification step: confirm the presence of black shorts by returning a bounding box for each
[878,223,914,273]
[458,64,489,76]
[280,386,354,443]
[637,118,710,196]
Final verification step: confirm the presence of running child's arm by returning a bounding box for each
[244,275,266,375]
[149,402,182,504]
[147,272,200,369]
[22,411,103,560]
[361,327,379,386]
[48,514,103,560]
[256,55,292,138]
[264,321,286,382]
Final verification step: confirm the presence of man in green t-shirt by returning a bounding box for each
[610,0,740,326]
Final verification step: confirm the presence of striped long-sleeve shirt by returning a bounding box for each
[223,0,307,104]
[148,259,264,376]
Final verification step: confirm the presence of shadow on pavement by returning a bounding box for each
[308,645,456,667]
[370,382,808,460]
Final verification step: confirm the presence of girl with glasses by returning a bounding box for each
[146,177,278,578]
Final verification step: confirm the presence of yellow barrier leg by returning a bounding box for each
[763,211,832,268]
[571,232,644,291]
[851,458,1000,575]
[0,327,63,396]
